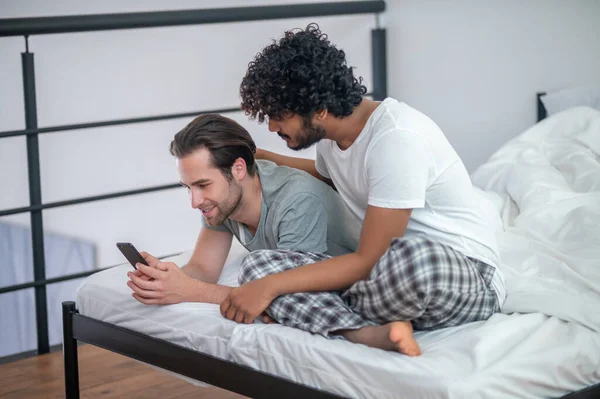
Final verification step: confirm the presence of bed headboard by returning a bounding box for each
[537,92,547,122]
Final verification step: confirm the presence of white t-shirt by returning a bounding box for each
[315,98,506,305]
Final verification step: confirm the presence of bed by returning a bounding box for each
[64,98,600,398]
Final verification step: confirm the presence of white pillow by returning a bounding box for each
[540,84,600,116]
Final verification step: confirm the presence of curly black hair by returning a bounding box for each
[240,23,367,123]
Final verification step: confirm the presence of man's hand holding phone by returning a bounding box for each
[126,250,201,305]
[128,251,156,283]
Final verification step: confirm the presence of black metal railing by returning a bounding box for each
[0,0,387,357]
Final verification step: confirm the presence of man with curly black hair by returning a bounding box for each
[220,24,506,357]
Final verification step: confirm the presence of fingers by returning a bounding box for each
[220,293,259,324]
[154,261,169,271]
[140,251,160,267]
[127,281,161,299]
[223,304,254,324]
[131,270,152,281]
[132,293,162,305]
[219,298,230,317]
[225,304,238,321]
[234,310,246,324]
[136,263,163,280]
[128,272,160,290]
[220,299,243,323]
[137,261,172,273]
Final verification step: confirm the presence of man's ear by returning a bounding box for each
[231,157,247,181]
[314,108,328,121]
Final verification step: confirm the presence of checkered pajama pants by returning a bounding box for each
[239,236,499,337]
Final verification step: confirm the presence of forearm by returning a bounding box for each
[267,253,372,296]
[184,279,233,304]
[181,263,220,284]
[258,149,320,179]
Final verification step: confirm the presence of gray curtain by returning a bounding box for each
[0,222,96,357]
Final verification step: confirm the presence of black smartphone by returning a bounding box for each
[116,242,149,270]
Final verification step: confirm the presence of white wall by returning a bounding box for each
[385,0,600,171]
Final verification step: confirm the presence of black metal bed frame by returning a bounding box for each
[537,92,548,122]
[61,301,347,398]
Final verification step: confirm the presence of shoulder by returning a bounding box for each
[367,100,441,145]
[259,160,333,200]
[365,128,431,161]
[272,183,330,214]
[268,181,331,220]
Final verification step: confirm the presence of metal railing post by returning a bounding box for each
[22,36,50,354]
[371,27,387,101]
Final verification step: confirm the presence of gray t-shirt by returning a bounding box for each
[201,160,360,256]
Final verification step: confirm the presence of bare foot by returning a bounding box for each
[338,321,421,356]
[389,321,421,356]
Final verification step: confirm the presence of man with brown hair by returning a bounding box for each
[126,113,360,308]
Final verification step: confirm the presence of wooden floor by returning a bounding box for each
[0,344,247,398]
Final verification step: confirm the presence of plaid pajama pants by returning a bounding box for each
[239,236,500,337]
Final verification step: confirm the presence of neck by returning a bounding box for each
[325,98,382,150]
[228,172,262,234]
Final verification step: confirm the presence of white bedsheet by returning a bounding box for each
[76,242,247,363]
[77,106,600,398]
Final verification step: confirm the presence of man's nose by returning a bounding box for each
[190,188,204,209]
[268,119,279,133]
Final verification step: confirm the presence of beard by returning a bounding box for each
[288,117,327,151]
[202,179,243,226]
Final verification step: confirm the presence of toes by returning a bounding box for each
[394,340,421,356]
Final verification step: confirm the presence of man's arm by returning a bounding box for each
[256,149,334,187]
[182,227,234,284]
[266,206,412,294]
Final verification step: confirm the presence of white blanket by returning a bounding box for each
[471,106,600,332]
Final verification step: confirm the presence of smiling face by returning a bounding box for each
[267,114,327,151]
[177,147,243,226]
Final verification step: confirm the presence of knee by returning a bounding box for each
[377,236,437,287]
[238,249,280,284]
[389,235,431,254]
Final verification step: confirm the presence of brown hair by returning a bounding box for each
[170,114,257,179]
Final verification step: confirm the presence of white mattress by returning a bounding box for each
[77,242,248,362]
[77,106,600,398]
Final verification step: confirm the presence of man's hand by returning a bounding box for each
[254,148,265,160]
[219,278,277,324]
[127,251,198,305]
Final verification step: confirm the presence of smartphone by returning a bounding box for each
[116,242,149,270]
